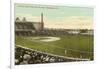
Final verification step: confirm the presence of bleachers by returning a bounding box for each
[15,46,77,65]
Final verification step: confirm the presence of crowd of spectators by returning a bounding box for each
[15,47,74,65]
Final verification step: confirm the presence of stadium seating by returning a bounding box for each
[15,46,76,65]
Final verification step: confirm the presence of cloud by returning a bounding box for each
[44,16,93,29]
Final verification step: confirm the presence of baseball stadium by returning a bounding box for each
[15,4,94,65]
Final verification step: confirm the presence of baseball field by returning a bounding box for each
[15,34,93,60]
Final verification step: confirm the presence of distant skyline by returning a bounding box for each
[15,3,94,29]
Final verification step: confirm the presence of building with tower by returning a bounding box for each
[15,13,44,36]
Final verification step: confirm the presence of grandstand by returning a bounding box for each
[15,13,44,36]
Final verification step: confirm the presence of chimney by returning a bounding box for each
[41,13,44,30]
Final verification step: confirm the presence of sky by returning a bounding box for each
[15,3,94,29]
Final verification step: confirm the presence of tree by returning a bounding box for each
[80,29,88,33]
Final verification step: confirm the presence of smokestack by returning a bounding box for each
[41,13,44,30]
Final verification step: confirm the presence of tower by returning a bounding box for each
[41,13,44,31]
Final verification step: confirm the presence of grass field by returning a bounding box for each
[15,35,93,60]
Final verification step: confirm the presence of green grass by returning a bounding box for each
[15,35,93,60]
